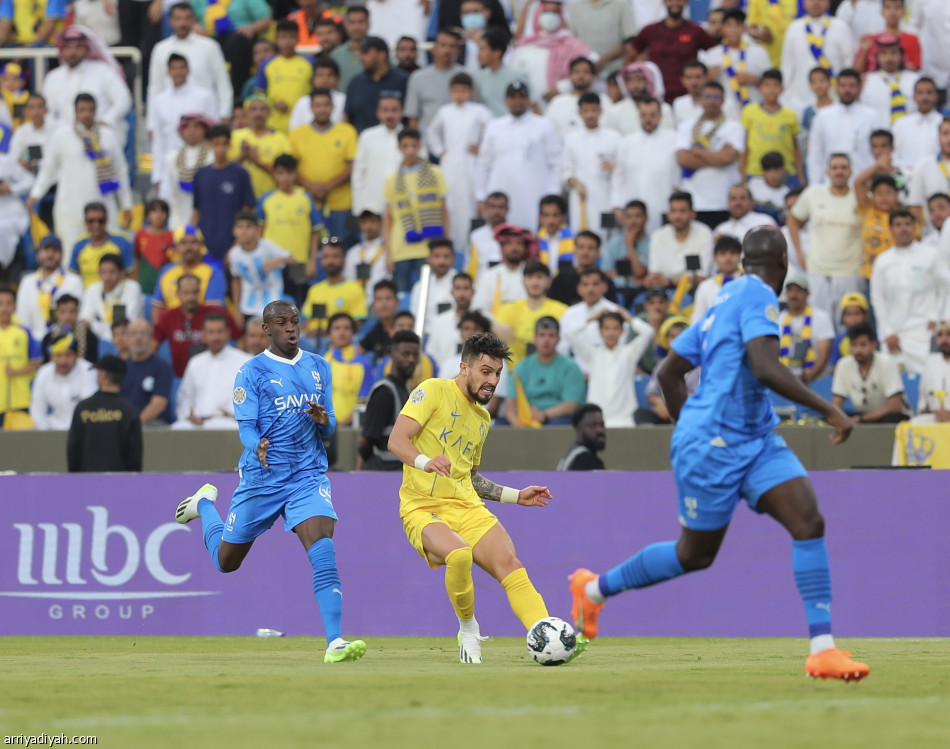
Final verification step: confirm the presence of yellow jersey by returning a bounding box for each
[290,122,358,212]
[256,55,314,133]
[327,345,373,425]
[495,298,568,366]
[303,279,368,333]
[747,0,800,67]
[228,127,293,198]
[0,323,40,412]
[741,103,799,177]
[257,187,322,263]
[383,166,449,262]
[398,377,490,512]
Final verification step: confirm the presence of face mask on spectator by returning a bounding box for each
[461,13,486,30]
[539,12,561,33]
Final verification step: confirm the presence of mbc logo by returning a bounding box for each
[13,506,191,588]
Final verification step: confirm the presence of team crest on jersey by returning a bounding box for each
[410,388,425,404]
[233,387,247,405]
[765,304,779,322]
[311,370,323,389]
[479,423,486,440]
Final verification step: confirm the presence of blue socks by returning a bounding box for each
[197,499,226,574]
[599,541,686,598]
[308,538,343,644]
[793,537,833,638]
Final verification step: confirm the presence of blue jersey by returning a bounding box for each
[672,275,781,443]
[232,349,336,486]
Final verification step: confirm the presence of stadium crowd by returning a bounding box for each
[3,0,950,468]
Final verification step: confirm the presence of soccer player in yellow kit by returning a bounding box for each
[388,332,571,664]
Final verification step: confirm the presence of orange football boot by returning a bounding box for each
[569,568,605,639]
[805,648,870,681]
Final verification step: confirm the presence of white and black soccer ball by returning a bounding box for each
[526,616,577,666]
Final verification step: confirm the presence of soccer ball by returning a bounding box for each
[526,616,577,666]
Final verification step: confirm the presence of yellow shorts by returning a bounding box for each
[402,502,499,569]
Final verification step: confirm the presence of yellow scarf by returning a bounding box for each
[779,306,817,370]
[37,269,65,324]
[722,43,749,108]
[204,0,235,36]
[393,162,445,243]
[805,17,833,76]
[884,73,906,124]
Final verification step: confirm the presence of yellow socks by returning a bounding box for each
[500,567,548,629]
[444,546,475,621]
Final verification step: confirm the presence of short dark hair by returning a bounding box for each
[436,27,462,42]
[394,310,415,324]
[347,5,369,18]
[314,57,341,76]
[847,321,876,343]
[578,92,601,108]
[638,96,661,112]
[888,208,916,225]
[391,329,421,347]
[915,76,937,92]
[761,68,782,85]
[168,53,189,67]
[98,253,124,271]
[262,300,298,323]
[871,173,898,192]
[397,35,417,47]
[428,238,453,253]
[84,202,107,217]
[598,311,624,329]
[482,26,510,54]
[327,312,356,332]
[928,193,950,208]
[398,127,421,143]
[461,331,511,364]
[761,151,785,171]
[571,402,602,428]
[669,191,693,209]
[208,124,231,141]
[722,8,746,24]
[373,279,398,297]
[539,194,567,214]
[870,129,894,147]
[169,2,194,15]
[575,230,602,249]
[625,199,647,213]
[275,19,298,35]
[682,59,707,75]
[203,311,229,329]
[453,272,474,286]
[785,186,804,202]
[146,198,170,215]
[579,268,607,284]
[55,293,79,308]
[702,80,725,95]
[523,260,550,277]
[828,152,851,165]
[458,310,492,334]
[838,68,861,84]
[450,72,474,88]
[570,56,595,74]
[234,210,260,226]
[714,235,742,255]
[274,153,298,171]
[310,86,333,102]
[809,66,831,81]
[486,191,508,204]
[0,285,16,302]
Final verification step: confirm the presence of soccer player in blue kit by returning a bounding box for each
[175,300,366,663]
[570,227,870,681]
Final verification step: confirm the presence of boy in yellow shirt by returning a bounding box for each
[855,169,900,280]
[741,68,802,183]
[254,19,314,134]
[229,95,293,198]
[493,261,567,366]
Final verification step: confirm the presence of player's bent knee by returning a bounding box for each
[790,509,825,540]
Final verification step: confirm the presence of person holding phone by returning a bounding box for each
[79,254,144,343]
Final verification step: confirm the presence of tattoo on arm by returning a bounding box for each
[471,469,503,502]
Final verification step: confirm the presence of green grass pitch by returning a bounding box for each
[2,637,948,748]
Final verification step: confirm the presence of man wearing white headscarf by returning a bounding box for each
[602,62,676,135]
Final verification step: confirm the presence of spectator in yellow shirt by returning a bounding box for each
[254,20,314,134]
[290,88,358,247]
[228,94,293,199]
[855,168,900,280]
[746,0,801,68]
[493,260,567,366]
[303,237,367,340]
[741,69,802,183]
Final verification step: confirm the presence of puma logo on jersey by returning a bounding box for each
[269,378,284,387]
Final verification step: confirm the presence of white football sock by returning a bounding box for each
[585,578,605,604]
[809,634,835,655]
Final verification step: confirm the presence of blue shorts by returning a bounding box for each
[222,471,338,544]
[670,430,807,531]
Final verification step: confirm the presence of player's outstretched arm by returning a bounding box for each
[656,352,696,423]
[470,468,551,507]
[746,335,853,445]
[388,414,452,476]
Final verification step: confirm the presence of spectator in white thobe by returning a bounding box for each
[780,1,854,113]
[892,77,941,173]
[563,93,620,234]
[859,36,919,127]
[408,240,459,334]
[150,54,216,191]
[27,95,132,255]
[148,3,233,126]
[29,334,97,430]
[909,0,950,97]
[15,237,84,341]
[171,313,251,430]
[160,114,214,232]
[476,81,561,231]
[712,185,778,241]
[351,95,405,216]
[806,69,884,187]
[871,210,950,376]
[610,98,679,234]
[471,224,535,317]
[0,151,33,271]
[43,27,131,144]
